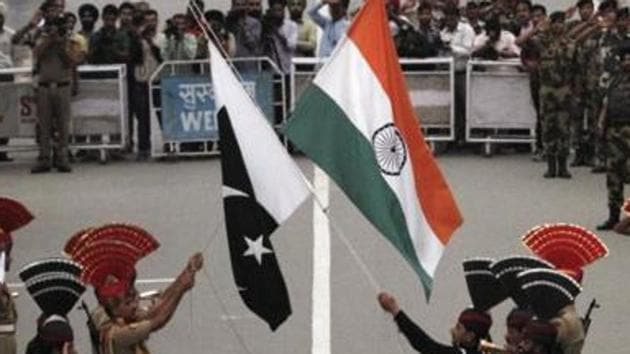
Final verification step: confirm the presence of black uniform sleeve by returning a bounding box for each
[394,311,464,354]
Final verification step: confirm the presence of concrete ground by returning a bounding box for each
[0,149,627,353]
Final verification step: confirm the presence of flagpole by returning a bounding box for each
[303,173,382,292]
[187,1,247,83]
[312,166,331,354]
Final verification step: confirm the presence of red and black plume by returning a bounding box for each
[517,268,582,320]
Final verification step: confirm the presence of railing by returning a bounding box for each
[148,57,287,158]
[0,65,128,162]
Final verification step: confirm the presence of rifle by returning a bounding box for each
[582,298,600,336]
[79,301,101,354]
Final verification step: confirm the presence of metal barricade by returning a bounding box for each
[148,58,286,158]
[290,57,455,142]
[0,65,128,162]
[466,60,536,155]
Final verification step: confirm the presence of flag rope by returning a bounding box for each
[203,266,256,354]
[305,171,406,354]
[195,199,256,354]
[301,172,382,292]
[187,1,248,84]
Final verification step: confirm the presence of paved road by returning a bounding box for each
[1,151,627,353]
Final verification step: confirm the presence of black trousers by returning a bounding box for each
[133,82,151,152]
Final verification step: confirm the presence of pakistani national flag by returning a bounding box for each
[286,0,462,298]
[210,42,309,330]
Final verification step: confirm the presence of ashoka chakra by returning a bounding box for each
[372,123,407,176]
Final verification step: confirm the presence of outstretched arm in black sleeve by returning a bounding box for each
[394,311,464,354]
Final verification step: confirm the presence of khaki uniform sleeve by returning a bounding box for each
[108,320,152,348]
[550,312,585,354]
[0,289,16,324]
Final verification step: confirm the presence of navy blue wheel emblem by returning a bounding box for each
[372,123,407,176]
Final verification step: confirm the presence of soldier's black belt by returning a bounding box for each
[38,82,70,88]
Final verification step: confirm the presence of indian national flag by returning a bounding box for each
[286,0,462,298]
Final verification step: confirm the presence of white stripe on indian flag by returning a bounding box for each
[314,41,444,275]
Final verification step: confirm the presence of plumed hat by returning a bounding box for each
[517,268,582,320]
[19,258,85,316]
[0,197,34,244]
[458,309,493,338]
[521,223,608,282]
[459,257,509,338]
[39,314,74,345]
[65,224,159,301]
[489,255,553,308]
[464,257,509,312]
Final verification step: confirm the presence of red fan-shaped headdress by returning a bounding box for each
[521,223,608,281]
[64,224,160,301]
[64,224,159,259]
[63,228,95,257]
[0,197,34,244]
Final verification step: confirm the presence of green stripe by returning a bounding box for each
[286,85,434,298]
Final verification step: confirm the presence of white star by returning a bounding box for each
[242,235,273,265]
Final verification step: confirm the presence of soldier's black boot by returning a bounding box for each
[557,157,572,179]
[597,206,620,230]
[30,163,51,174]
[544,156,557,178]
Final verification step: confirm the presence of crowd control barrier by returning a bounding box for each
[148,57,286,158]
[290,57,456,144]
[466,60,536,155]
[0,65,128,162]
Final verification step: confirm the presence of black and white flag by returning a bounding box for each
[210,42,309,330]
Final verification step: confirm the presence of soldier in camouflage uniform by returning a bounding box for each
[591,3,627,173]
[597,41,630,230]
[568,0,599,167]
[534,12,599,179]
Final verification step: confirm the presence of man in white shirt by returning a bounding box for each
[441,5,475,68]
[440,5,474,144]
[308,0,349,57]
[473,17,521,59]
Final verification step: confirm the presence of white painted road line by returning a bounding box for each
[312,166,331,354]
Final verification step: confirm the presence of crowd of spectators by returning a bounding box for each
[0,0,338,162]
[0,0,629,170]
